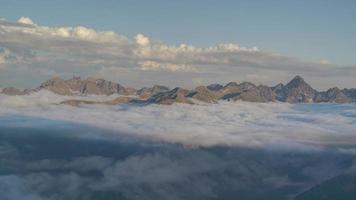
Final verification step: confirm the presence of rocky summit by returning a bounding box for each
[37,77,134,96]
[274,75,317,103]
[1,75,356,105]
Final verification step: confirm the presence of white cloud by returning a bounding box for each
[17,16,35,25]
[139,60,196,72]
[0,17,356,89]
[135,33,150,46]
[5,17,127,43]
[1,91,356,150]
[0,47,22,68]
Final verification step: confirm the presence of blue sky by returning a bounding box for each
[1,0,356,65]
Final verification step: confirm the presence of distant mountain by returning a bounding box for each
[146,87,193,105]
[275,75,317,103]
[136,85,170,99]
[187,86,224,103]
[37,77,134,96]
[1,75,356,105]
[0,87,27,95]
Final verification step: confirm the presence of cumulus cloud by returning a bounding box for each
[17,17,35,25]
[0,17,355,89]
[135,33,150,46]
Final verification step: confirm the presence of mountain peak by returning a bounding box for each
[293,75,303,80]
[286,75,306,87]
[277,75,317,103]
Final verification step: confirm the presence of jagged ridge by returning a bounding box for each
[1,76,356,105]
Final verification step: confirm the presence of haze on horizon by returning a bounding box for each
[0,0,355,89]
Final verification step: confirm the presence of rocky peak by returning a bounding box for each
[325,87,350,103]
[1,87,27,96]
[239,82,256,91]
[38,77,129,96]
[276,75,317,103]
[224,82,239,88]
[187,86,223,103]
[223,82,241,94]
[80,77,127,95]
[207,84,223,91]
[285,75,305,88]
[146,87,192,105]
[137,85,170,98]
[341,88,356,102]
[222,84,275,103]
[272,83,284,92]
[39,77,64,87]
[313,87,351,103]
[38,77,74,95]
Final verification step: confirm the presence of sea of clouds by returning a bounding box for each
[0,91,356,151]
[1,91,356,200]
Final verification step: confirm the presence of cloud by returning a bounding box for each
[0,53,5,66]
[24,156,114,172]
[1,91,356,150]
[17,17,35,25]
[0,17,356,89]
[337,148,356,155]
[0,141,353,200]
[0,143,19,158]
[0,175,44,200]
[135,33,150,46]
[0,48,11,67]
[139,60,196,72]
[0,116,355,200]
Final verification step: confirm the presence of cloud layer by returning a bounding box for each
[0,17,356,89]
[0,118,355,200]
[1,91,356,150]
[0,91,356,200]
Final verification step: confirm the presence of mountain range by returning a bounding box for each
[1,75,355,105]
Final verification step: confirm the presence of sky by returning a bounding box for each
[0,0,355,89]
